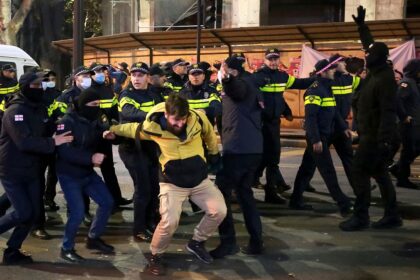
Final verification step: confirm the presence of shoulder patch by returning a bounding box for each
[310,81,319,88]
[57,124,65,131]
[14,114,24,121]
[400,82,408,88]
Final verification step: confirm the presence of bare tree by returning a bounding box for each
[0,0,33,45]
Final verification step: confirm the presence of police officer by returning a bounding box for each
[0,71,73,265]
[56,89,114,263]
[88,63,131,207]
[118,62,162,241]
[164,58,189,93]
[290,59,353,215]
[149,64,172,99]
[340,6,402,231]
[179,64,222,126]
[390,59,420,189]
[211,55,265,259]
[252,48,313,203]
[0,64,19,101]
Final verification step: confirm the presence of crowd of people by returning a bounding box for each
[0,5,418,276]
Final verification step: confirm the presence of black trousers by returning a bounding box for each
[100,142,123,203]
[291,138,351,208]
[119,144,159,234]
[352,139,398,220]
[256,118,286,186]
[397,123,420,180]
[216,154,263,247]
[43,156,58,203]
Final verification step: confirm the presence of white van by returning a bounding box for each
[0,44,39,79]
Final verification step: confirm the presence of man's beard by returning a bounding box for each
[167,122,186,136]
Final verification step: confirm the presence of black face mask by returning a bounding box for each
[79,105,100,121]
[21,87,44,103]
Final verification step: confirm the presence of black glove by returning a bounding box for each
[352,5,366,26]
[207,153,222,174]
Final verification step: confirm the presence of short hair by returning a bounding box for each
[345,57,365,75]
[165,94,189,117]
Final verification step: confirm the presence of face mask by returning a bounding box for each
[42,82,48,91]
[80,77,92,89]
[22,86,44,103]
[47,81,55,88]
[94,73,106,84]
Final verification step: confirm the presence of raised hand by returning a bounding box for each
[352,5,366,26]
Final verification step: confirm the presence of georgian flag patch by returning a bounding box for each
[14,115,24,121]
[57,124,65,131]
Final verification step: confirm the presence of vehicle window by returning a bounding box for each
[24,65,37,73]
[0,61,17,70]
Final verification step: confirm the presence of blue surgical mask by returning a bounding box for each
[81,77,92,89]
[94,73,106,84]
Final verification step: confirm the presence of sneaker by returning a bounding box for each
[209,244,240,259]
[60,248,85,263]
[185,239,213,264]
[117,197,133,206]
[86,237,114,254]
[3,248,33,265]
[146,254,166,276]
[339,216,370,231]
[371,215,403,229]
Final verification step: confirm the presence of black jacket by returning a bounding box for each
[252,66,313,120]
[0,75,19,102]
[221,72,263,154]
[165,72,187,93]
[179,83,222,125]
[0,93,55,179]
[90,81,119,123]
[55,112,105,178]
[353,64,398,144]
[304,77,347,144]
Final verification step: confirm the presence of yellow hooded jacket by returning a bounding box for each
[110,102,218,188]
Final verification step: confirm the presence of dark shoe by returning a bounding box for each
[185,239,213,264]
[133,231,152,242]
[209,244,240,259]
[83,213,93,227]
[146,254,166,276]
[264,188,287,204]
[60,248,85,263]
[306,184,316,193]
[118,197,133,206]
[339,204,353,218]
[371,215,403,229]
[31,229,52,240]
[339,216,370,231]
[240,243,264,255]
[3,248,33,265]
[396,180,419,190]
[289,200,313,210]
[252,179,264,189]
[276,182,291,193]
[86,237,114,254]
[44,200,60,212]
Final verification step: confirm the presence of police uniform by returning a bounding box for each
[118,62,162,238]
[164,58,189,93]
[179,64,222,126]
[252,48,313,201]
[290,61,351,214]
[0,64,19,130]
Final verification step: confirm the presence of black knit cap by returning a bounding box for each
[225,56,244,71]
[78,87,101,108]
[366,42,389,57]
[149,65,164,76]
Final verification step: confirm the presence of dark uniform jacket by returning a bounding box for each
[150,85,172,101]
[396,77,420,128]
[331,71,361,128]
[179,82,222,125]
[90,80,119,123]
[221,72,263,155]
[0,93,55,179]
[353,64,398,144]
[304,77,346,144]
[164,72,187,93]
[252,66,313,120]
[0,75,19,102]
[55,112,105,178]
[55,85,82,114]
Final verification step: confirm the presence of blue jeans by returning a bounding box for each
[58,173,114,250]
[0,177,41,250]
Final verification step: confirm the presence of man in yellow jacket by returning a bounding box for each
[104,94,226,276]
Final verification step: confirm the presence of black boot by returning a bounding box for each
[240,242,264,255]
[339,215,370,231]
[371,215,403,229]
[289,199,313,210]
[209,243,240,259]
[2,248,33,265]
[264,185,287,204]
[86,237,114,254]
[60,248,85,263]
[146,254,166,276]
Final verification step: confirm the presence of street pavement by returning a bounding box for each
[0,146,419,280]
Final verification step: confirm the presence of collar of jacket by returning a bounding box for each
[367,63,388,75]
[143,102,203,141]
